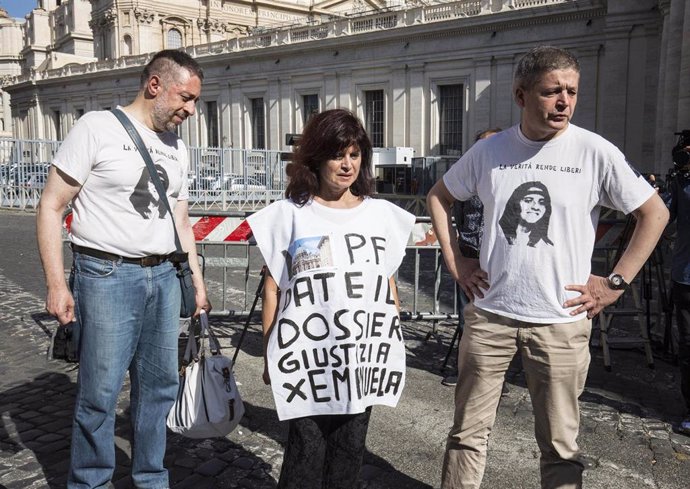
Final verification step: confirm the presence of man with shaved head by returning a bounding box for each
[37,49,210,489]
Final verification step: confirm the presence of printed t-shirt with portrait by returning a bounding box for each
[443,123,654,324]
[248,198,415,421]
[52,108,189,257]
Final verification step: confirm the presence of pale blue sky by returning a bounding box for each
[1,0,36,19]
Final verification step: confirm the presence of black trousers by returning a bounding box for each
[277,408,372,489]
[673,281,690,412]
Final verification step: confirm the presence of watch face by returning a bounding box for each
[608,274,626,289]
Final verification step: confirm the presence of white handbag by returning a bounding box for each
[167,311,245,438]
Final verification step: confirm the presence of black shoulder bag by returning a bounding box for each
[111,108,197,318]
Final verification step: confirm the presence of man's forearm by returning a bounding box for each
[613,195,669,282]
[36,204,68,291]
[428,184,462,280]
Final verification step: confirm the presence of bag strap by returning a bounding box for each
[198,311,223,357]
[182,319,198,365]
[110,108,183,253]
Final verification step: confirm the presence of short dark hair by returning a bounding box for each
[474,127,502,142]
[513,46,579,92]
[285,109,375,205]
[140,49,204,89]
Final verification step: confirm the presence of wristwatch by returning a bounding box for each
[606,273,629,290]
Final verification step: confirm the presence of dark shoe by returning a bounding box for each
[442,375,458,387]
[501,383,510,396]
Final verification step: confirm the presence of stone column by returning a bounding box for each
[473,57,492,141]
[219,82,233,149]
[659,0,684,163]
[324,72,338,110]
[267,77,281,149]
[230,84,243,151]
[338,71,352,111]
[599,24,631,151]
[677,0,690,132]
[572,45,601,133]
[279,75,292,150]
[407,63,425,155]
[492,55,515,130]
[391,64,407,147]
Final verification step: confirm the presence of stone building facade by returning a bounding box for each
[2,0,689,175]
[0,8,24,138]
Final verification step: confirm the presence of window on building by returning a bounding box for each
[302,94,319,124]
[123,35,132,56]
[206,101,219,147]
[250,98,265,149]
[167,28,182,49]
[438,84,464,155]
[364,90,385,148]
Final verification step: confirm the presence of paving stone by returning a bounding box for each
[230,457,255,470]
[3,245,690,489]
[195,458,228,477]
[173,457,200,469]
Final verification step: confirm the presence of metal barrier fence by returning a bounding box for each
[58,210,459,322]
[200,240,458,323]
[189,212,458,323]
[0,137,286,211]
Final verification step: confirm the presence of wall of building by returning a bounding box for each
[3,0,689,175]
[0,9,24,137]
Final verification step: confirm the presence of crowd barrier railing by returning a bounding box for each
[60,210,459,323]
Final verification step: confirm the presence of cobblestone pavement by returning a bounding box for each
[2,210,690,488]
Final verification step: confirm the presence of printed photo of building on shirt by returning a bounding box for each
[283,236,333,279]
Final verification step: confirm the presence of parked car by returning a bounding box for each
[211,175,265,192]
[224,176,265,192]
[189,170,220,191]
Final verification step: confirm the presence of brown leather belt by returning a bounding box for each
[71,244,173,267]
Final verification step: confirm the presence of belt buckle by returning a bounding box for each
[140,256,159,267]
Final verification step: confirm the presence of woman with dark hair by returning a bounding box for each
[498,181,554,247]
[247,109,415,489]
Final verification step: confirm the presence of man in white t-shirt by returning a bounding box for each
[428,46,669,489]
[37,50,210,489]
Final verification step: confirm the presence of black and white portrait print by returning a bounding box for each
[129,164,169,219]
[498,181,554,247]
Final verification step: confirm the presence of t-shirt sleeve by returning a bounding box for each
[384,202,416,277]
[51,114,99,185]
[246,200,291,287]
[599,153,655,214]
[442,153,477,201]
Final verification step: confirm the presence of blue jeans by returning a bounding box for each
[68,252,180,489]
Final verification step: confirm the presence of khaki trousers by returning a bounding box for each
[441,304,591,489]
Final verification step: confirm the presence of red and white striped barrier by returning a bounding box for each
[63,213,253,242]
[191,216,252,242]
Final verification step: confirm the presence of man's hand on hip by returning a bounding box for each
[564,274,624,319]
[456,256,489,302]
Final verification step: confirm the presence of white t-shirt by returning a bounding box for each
[443,124,654,323]
[53,109,189,257]
[248,197,416,420]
